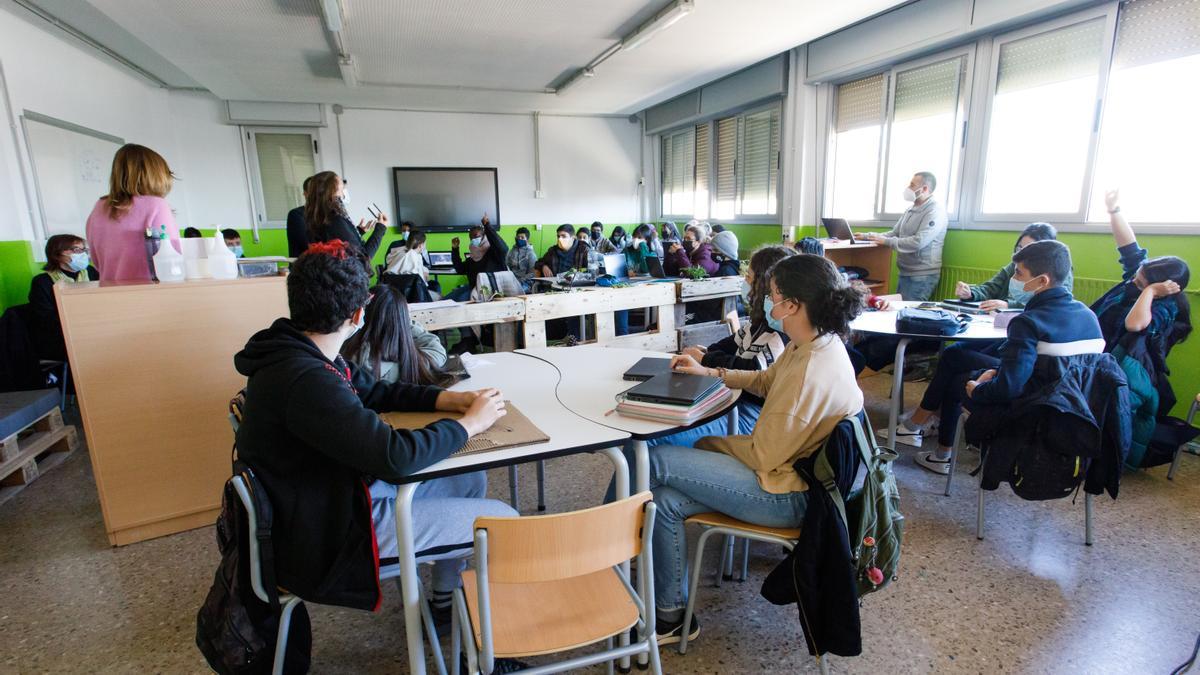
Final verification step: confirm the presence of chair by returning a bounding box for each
[1168,393,1200,480]
[228,393,451,675]
[451,492,662,675]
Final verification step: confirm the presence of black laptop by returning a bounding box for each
[820,218,855,241]
[622,357,673,382]
[624,372,721,406]
[646,255,666,278]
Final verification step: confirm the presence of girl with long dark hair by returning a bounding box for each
[304,171,388,260]
[341,284,449,386]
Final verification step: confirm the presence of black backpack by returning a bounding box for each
[895,307,969,337]
[196,462,311,674]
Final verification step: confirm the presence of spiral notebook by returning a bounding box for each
[379,402,549,456]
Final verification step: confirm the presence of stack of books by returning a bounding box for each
[616,370,732,424]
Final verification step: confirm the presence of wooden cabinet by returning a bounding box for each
[822,240,893,293]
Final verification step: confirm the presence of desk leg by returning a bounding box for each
[599,447,633,672]
[887,338,911,451]
[397,482,427,675]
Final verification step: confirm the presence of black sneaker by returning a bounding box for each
[427,600,452,637]
[655,613,700,645]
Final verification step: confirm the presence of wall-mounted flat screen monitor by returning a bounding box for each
[391,167,499,233]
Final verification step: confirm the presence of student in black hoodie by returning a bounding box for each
[233,239,513,617]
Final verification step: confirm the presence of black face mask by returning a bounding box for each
[591,231,602,241]
[682,240,695,253]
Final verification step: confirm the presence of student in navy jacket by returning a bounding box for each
[234,240,512,613]
[903,240,1105,474]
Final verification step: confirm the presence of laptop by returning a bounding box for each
[622,357,673,382]
[645,255,666,279]
[939,298,990,315]
[602,253,628,279]
[428,251,454,269]
[624,372,722,406]
[820,218,855,241]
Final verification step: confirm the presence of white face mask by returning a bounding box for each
[346,308,365,338]
[902,186,918,203]
[338,189,350,206]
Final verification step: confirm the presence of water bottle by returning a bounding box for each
[152,226,185,283]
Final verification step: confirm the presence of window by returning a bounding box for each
[1089,0,1200,222]
[245,128,318,227]
[826,74,886,220]
[882,55,969,215]
[979,17,1108,217]
[659,103,782,221]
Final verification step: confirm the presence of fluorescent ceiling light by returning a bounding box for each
[622,0,694,51]
[338,54,358,87]
[555,68,589,96]
[321,0,344,33]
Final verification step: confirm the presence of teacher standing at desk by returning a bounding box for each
[304,171,387,260]
[85,143,181,282]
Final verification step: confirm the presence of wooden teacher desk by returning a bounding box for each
[57,276,289,545]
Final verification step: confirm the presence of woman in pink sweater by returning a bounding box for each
[85,144,181,281]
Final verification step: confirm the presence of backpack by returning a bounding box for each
[816,416,904,596]
[895,307,969,337]
[196,462,312,674]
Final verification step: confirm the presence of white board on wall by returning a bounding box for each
[21,110,123,247]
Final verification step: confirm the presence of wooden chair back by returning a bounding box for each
[476,492,651,584]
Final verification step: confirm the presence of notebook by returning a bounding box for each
[379,401,548,456]
[624,372,721,406]
[622,357,673,382]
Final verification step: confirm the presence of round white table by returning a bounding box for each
[850,302,1008,450]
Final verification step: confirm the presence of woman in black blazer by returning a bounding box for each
[304,171,387,260]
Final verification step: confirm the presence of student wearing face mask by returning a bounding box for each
[952,223,1072,310]
[448,213,509,301]
[537,224,590,277]
[857,171,948,301]
[28,234,99,362]
[665,224,719,277]
[221,228,244,258]
[901,241,1103,474]
[588,221,618,254]
[608,225,630,252]
[304,171,387,260]
[505,227,537,289]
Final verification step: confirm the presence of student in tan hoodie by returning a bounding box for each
[649,253,865,645]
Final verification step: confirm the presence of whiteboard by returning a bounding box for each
[21,111,123,247]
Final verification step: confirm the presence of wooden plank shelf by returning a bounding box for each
[0,406,79,507]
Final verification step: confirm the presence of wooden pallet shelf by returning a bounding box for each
[0,406,78,506]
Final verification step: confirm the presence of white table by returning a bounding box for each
[391,352,631,675]
[850,301,1008,450]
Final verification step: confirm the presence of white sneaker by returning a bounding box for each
[901,413,938,435]
[915,451,952,475]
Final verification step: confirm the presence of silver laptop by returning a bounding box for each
[428,251,454,269]
[602,253,628,279]
[820,218,855,241]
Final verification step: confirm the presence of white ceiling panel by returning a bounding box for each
[30,0,906,114]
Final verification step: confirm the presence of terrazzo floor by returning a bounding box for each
[1,374,1198,674]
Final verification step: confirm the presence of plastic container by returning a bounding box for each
[237,260,280,278]
[207,228,238,280]
[152,226,185,283]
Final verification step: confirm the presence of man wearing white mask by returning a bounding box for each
[858,171,947,301]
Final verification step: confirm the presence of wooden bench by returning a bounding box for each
[0,389,79,506]
[523,283,679,352]
[410,298,526,352]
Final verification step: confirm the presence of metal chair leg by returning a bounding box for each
[716,535,734,586]
[507,465,519,510]
[536,460,547,512]
[976,478,985,541]
[680,528,718,655]
[1084,492,1094,547]
[945,415,966,497]
[418,587,448,675]
[817,653,830,675]
[1169,400,1198,480]
[738,538,750,581]
[451,595,462,675]
[606,637,615,675]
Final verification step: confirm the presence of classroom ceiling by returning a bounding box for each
[24,0,904,114]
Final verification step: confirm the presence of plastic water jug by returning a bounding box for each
[152,226,185,283]
[207,228,238,280]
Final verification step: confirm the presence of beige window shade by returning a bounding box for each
[714,116,738,212]
[836,73,886,132]
[996,18,1106,94]
[662,129,695,216]
[894,57,965,121]
[738,107,780,213]
[1113,0,1200,69]
[694,122,710,214]
[254,133,315,222]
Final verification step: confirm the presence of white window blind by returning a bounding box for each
[738,107,780,216]
[253,132,316,223]
[1090,0,1200,222]
[713,116,738,219]
[694,123,711,219]
[835,74,886,131]
[980,18,1106,215]
[827,74,886,219]
[661,129,695,217]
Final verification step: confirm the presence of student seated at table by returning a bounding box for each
[651,253,864,643]
[608,225,630,252]
[384,220,415,260]
[343,284,449,388]
[794,236,824,256]
[588,221,619,254]
[537,224,590,277]
[660,221,682,249]
[624,224,659,276]
[1089,189,1191,463]
[448,214,509,302]
[183,227,202,238]
[221,228,244,258]
[505,227,537,290]
[233,240,513,625]
[305,171,388,259]
[664,224,718,277]
[952,222,1071,310]
[385,230,429,280]
[710,230,740,277]
[901,240,1103,474]
[28,234,99,363]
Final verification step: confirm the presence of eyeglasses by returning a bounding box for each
[68,246,88,254]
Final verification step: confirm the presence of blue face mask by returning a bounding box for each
[763,296,787,333]
[470,237,484,247]
[516,239,528,248]
[740,279,752,303]
[67,251,90,273]
[230,245,244,258]
[1007,277,1034,306]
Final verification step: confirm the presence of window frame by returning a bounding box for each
[656,100,785,224]
[970,5,1119,225]
[242,126,319,229]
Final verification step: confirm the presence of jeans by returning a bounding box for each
[602,400,759,503]
[649,446,807,611]
[897,273,940,301]
[918,342,1001,447]
[446,284,472,302]
[371,471,516,592]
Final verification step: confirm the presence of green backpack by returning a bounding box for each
[814,415,904,596]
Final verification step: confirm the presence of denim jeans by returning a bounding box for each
[649,446,807,611]
[602,400,759,503]
[897,273,940,301]
[371,471,516,592]
[445,284,472,302]
[918,342,1001,447]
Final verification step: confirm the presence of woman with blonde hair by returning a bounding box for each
[85,144,181,281]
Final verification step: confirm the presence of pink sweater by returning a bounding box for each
[85,196,181,281]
